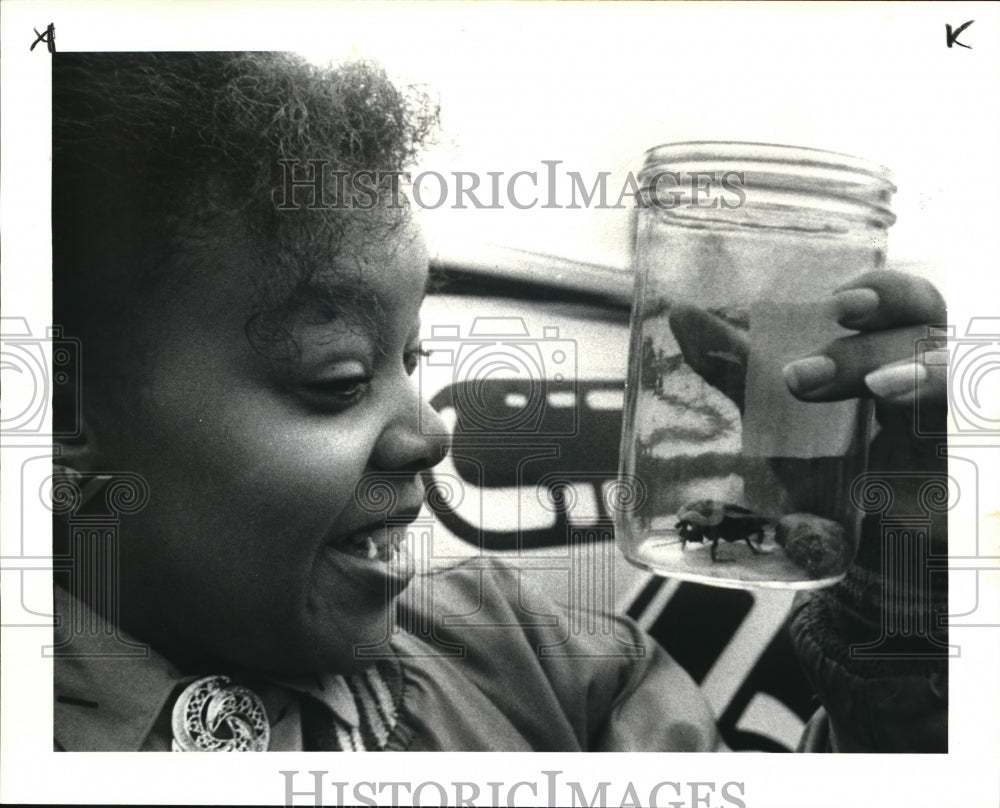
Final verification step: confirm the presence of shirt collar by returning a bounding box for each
[53,587,359,751]
[53,585,188,751]
[269,672,360,728]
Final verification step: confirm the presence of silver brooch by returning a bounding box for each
[171,675,270,752]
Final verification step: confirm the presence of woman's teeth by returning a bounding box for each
[341,531,401,561]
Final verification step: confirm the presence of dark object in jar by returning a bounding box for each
[675,499,769,562]
[775,513,850,579]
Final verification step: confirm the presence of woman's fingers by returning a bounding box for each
[864,354,949,406]
[832,269,946,332]
[668,271,948,415]
[782,271,947,411]
[783,324,948,407]
[669,304,749,411]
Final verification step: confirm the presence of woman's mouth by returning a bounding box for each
[337,525,405,562]
[321,520,418,588]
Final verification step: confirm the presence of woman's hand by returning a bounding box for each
[670,270,948,437]
[670,270,949,551]
[781,270,947,414]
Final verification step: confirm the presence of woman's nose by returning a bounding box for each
[371,393,452,472]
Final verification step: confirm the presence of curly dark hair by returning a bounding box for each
[52,51,438,422]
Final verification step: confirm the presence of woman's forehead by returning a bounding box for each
[279,213,430,301]
[181,207,428,299]
[128,217,424,383]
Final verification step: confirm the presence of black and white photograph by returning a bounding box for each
[1,1,998,806]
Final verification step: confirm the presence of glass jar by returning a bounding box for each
[616,142,896,589]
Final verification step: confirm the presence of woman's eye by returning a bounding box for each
[404,346,433,375]
[301,374,372,409]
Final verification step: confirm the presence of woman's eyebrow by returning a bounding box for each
[293,275,387,337]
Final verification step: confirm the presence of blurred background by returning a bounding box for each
[294,2,1000,293]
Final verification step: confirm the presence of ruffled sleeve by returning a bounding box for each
[789,516,948,753]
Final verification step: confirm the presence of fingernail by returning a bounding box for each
[782,356,837,393]
[922,349,949,367]
[864,361,929,399]
[833,288,880,326]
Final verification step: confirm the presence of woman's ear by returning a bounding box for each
[54,418,110,509]
[55,415,100,470]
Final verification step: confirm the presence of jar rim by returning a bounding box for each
[641,141,894,185]
[639,141,895,224]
